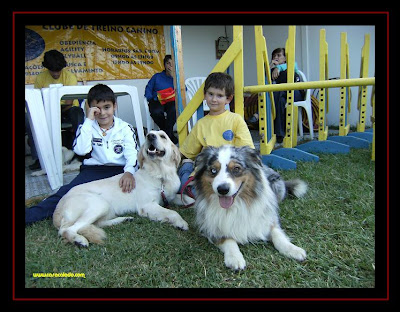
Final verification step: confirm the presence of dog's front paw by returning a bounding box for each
[31,170,45,177]
[166,211,189,230]
[286,245,307,262]
[174,217,189,231]
[224,252,246,271]
[74,236,89,248]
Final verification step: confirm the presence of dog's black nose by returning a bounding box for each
[147,133,156,141]
[217,184,230,195]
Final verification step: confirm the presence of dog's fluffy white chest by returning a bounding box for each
[195,195,277,245]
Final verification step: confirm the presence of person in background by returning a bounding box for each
[144,55,178,144]
[27,49,84,170]
[247,48,304,143]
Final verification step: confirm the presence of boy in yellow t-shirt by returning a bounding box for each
[179,72,254,197]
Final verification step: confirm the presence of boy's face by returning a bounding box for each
[165,59,174,76]
[272,52,286,64]
[49,70,62,79]
[204,87,233,116]
[90,100,116,129]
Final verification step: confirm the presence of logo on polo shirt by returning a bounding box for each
[114,144,124,154]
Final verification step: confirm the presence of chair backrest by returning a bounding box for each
[296,70,310,101]
[185,77,208,110]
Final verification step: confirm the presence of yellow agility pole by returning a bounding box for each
[176,26,243,145]
[357,34,370,133]
[283,25,298,148]
[329,32,370,149]
[371,84,375,161]
[347,33,373,143]
[233,26,244,118]
[339,32,351,136]
[243,77,375,94]
[318,28,329,141]
[254,25,276,155]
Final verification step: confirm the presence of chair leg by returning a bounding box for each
[298,108,304,137]
[305,105,314,140]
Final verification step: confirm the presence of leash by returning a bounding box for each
[180,176,195,208]
[160,183,169,207]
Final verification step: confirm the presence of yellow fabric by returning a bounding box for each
[180,110,255,160]
[34,69,79,107]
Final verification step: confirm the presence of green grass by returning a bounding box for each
[25,148,375,289]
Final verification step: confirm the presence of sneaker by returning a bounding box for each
[248,115,258,124]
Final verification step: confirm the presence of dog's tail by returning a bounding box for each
[285,179,308,198]
[78,225,107,245]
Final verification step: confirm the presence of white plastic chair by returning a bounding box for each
[143,96,158,132]
[294,70,314,139]
[25,88,62,190]
[185,77,208,112]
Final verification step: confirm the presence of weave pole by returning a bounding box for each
[347,34,374,143]
[326,32,370,149]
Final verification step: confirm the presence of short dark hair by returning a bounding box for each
[87,84,116,106]
[204,72,234,97]
[42,50,67,71]
[163,54,172,67]
[272,48,285,58]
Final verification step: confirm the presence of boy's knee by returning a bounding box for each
[178,161,194,177]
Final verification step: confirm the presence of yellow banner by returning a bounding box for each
[25,25,166,84]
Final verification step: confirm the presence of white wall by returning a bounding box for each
[181,26,230,78]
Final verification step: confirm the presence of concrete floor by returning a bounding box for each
[25,155,79,200]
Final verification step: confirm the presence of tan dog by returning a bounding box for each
[53,130,193,247]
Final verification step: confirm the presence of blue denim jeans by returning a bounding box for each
[178,161,196,197]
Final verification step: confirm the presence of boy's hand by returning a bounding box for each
[119,172,136,193]
[87,107,101,120]
[270,59,279,68]
[272,68,280,80]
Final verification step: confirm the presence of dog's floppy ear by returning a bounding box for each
[138,146,146,168]
[238,145,262,168]
[194,146,217,171]
[171,144,181,168]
